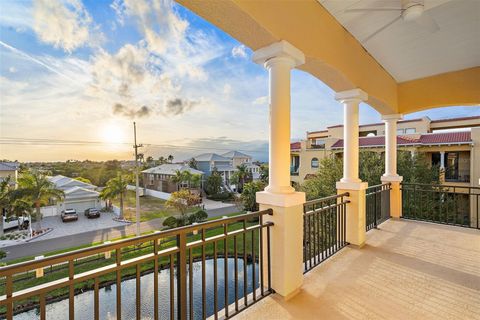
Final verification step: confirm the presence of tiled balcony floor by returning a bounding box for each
[236,219,480,320]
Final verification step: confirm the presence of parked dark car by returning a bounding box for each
[84,208,100,219]
[61,209,78,222]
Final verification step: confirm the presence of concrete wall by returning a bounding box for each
[128,185,171,200]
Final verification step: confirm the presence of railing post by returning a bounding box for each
[381,178,403,218]
[177,233,187,320]
[257,192,305,300]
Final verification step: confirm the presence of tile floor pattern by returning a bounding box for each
[235,219,480,320]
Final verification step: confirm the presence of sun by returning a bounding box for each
[101,123,127,145]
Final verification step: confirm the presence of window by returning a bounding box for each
[397,129,405,134]
[311,157,319,168]
[405,128,416,134]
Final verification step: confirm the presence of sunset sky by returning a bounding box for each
[1,0,479,162]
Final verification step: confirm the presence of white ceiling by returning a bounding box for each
[319,0,480,82]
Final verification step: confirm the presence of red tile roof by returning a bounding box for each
[331,131,471,149]
[419,131,471,144]
[290,142,301,150]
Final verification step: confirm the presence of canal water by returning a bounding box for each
[13,258,258,320]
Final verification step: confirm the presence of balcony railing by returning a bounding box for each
[0,210,274,320]
[401,183,480,229]
[365,183,391,231]
[303,193,349,273]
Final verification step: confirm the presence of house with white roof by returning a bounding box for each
[142,164,204,193]
[47,175,101,215]
[189,151,260,189]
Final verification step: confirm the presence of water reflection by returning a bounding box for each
[13,258,259,320]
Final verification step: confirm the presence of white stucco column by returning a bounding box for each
[253,41,306,300]
[382,114,403,179]
[253,41,303,194]
[381,114,403,218]
[440,151,446,169]
[335,89,368,247]
[335,89,367,184]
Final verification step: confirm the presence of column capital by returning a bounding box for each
[252,40,305,68]
[381,114,403,121]
[335,89,368,103]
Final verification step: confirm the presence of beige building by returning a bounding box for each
[291,116,480,188]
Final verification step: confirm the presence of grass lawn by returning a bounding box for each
[112,190,195,222]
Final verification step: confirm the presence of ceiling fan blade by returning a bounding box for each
[362,15,402,43]
[345,8,402,13]
[415,12,440,33]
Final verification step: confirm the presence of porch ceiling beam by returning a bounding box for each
[398,67,480,114]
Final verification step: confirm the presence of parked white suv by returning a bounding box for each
[2,215,29,231]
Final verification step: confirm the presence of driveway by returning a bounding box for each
[32,212,128,241]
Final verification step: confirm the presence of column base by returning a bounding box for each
[256,190,305,207]
[381,175,403,182]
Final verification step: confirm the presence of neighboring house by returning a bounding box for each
[48,175,101,214]
[190,151,260,189]
[0,162,19,188]
[290,115,480,190]
[142,164,204,193]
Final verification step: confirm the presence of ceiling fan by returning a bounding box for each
[344,0,441,43]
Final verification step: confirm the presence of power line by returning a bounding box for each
[0,137,267,154]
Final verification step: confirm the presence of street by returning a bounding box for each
[1,205,241,262]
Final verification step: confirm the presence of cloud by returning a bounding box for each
[32,0,97,52]
[253,96,268,105]
[163,98,198,116]
[8,67,17,73]
[113,103,151,118]
[223,84,232,97]
[232,45,247,58]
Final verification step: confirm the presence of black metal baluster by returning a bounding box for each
[224,222,229,318]
[213,240,218,319]
[251,228,256,302]
[234,235,239,312]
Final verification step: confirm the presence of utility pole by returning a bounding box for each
[133,122,143,237]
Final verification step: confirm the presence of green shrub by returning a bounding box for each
[0,250,6,260]
[188,210,208,224]
[207,192,233,201]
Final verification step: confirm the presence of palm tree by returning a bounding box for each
[0,177,12,236]
[170,170,185,190]
[190,174,201,189]
[99,187,114,211]
[17,171,64,231]
[170,170,192,190]
[103,174,130,220]
[167,155,174,163]
[234,164,250,193]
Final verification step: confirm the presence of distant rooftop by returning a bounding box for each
[331,131,472,149]
[142,164,204,175]
[192,153,231,162]
[0,162,19,171]
[222,151,251,159]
